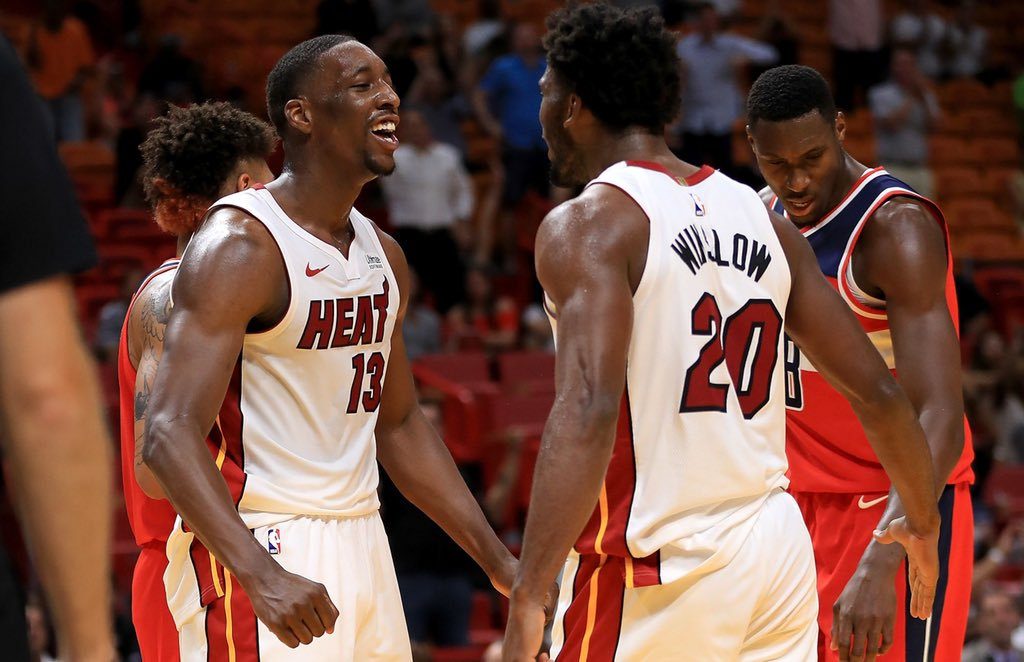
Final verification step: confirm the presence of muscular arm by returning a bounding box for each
[143,209,335,646]
[143,209,283,582]
[850,200,965,561]
[373,229,517,591]
[772,211,939,533]
[511,188,641,604]
[128,274,173,499]
[0,276,113,661]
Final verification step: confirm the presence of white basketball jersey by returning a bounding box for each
[191,185,400,529]
[547,162,793,586]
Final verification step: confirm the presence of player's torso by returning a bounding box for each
[767,167,973,493]
[547,162,793,584]
[117,259,181,546]
[205,187,400,525]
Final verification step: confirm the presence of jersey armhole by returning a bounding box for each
[586,181,657,305]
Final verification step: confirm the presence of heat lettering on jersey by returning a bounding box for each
[296,278,390,350]
[670,223,773,283]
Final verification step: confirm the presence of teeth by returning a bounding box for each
[372,121,396,132]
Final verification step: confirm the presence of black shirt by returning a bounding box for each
[0,35,96,294]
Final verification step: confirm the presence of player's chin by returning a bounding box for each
[366,153,397,177]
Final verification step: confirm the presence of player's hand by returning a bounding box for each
[873,515,940,620]
[502,596,548,662]
[245,565,339,648]
[830,549,901,662]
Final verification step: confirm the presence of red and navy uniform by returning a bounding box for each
[117,259,181,661]
[769,167,973,661]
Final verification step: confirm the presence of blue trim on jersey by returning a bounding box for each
[776,173,918,278]
[904,484,954,661]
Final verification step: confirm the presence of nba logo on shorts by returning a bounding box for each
[268,528,282,555]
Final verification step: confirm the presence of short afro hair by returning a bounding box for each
[140,102,275,236]
[266,34,354,135]
[747,65,837,126]
[543,3,681,133]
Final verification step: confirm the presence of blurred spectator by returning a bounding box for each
[407,67,469,157]
[473,22,549,265]
[674,2,777,177]
[751,0,799,81]
[447,266,518,353]
[380,108,472,313]
[403,270,442,361]
[115,93,161,206]
[462,0,504,60]
[314,0,378,43]
[973,520,1024,594]
[868,48,941,197]
[373,0,435,33]
[380,401,478,649]
[94,266,144,362]
[25,0,96,142]
[963,588,1024,662]
[945,0,988,80]
[137,34,203,106]
[828,0,885,111]
[890,0,947,79]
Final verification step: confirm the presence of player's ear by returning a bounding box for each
[834,111,847,143]
[235,172,253,192]
[285,98,313,136]
[564,92,581,128]
[745,124,756,151]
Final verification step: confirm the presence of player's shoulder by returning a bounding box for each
[540,185,645,245]
[126,268,175,361]
[757,185,776,208]
[868,194,945,248]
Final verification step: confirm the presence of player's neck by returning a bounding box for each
[818,153,869,222]
[585,132,686,181]
[265,164,365,235]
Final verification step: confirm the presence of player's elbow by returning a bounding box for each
[573,390,622,438]
[141,417,178,475]
[850,374,910,422]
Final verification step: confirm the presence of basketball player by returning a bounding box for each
[119,101,276,660]
[502,6,941,661]
[746,65,973,662]
[142,36,529,660]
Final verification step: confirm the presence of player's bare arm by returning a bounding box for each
[128,273,173,499]
[770,210,941,622]
[143,207,339,648]
[0,276,115,661]
[504,185,646,662]
[372,226,522,596]
[832,198,965,661]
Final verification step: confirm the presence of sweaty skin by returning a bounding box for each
[504,61,939,660]
[143,40,535,650]
[751,110,964,662]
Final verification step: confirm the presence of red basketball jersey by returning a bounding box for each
[767,168,974,493]
[117,259,181,546]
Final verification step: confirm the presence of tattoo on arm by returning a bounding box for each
[133,286,172,465]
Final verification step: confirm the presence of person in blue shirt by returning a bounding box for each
[473,22,549,266]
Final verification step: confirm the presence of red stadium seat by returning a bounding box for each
[413,353,498,462]
[497,350,555,395]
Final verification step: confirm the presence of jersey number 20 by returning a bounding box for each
[679,294,783,419]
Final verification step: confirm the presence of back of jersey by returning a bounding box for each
[551,161,793,586]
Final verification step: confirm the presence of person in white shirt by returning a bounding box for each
[890,0,947,79]
[945,0,987,80]
[674,2,777,177]
[380,108,474,312]
[828,0,885,110]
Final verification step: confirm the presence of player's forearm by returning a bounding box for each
[854,382,939,534]
[144,418,277,584]
[377,411,516,587]
[513,399,618,602]
[4,342,114,660]
[863,408,964,565]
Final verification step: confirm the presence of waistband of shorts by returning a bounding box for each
[140,540,168,552]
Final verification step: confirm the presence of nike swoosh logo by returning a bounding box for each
[857,495,889,509]
[305,263,329,277]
